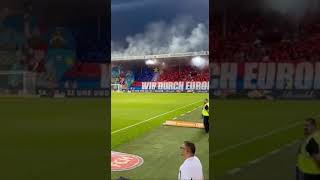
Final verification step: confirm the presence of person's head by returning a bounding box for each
[304,118,318,136]
[204,98,208,104]
[180,141,196,159]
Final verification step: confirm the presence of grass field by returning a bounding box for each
[111,93,209,180]
[212,99,320,180]
[1,95,319,180]
[111,93,320,180]
[0,97,109,180]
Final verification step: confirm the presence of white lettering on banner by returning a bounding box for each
[295,62,313,90]
[244,63,258,89]
[202,82,208,90]
[139,62,320,91]
[185,82,191,90]
[257,63,276,89]
[210,62,320,90]
[220,63,237,89]
[140,81,209,91]
[179,82,184,90]
[151,82,157,90]
[211,63,220,89]
[158,82,163,89]
[196,82,202,90]
[142,82,150,90]
[276,63,294,89]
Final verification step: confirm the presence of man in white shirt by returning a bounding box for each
[178,141,204,180]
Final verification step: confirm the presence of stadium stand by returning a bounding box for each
[0,4,107,91]
[158,66,209,82]
[212,9,320,62]
[111,59,209,90]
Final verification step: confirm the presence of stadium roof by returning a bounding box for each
[111,51,209,61]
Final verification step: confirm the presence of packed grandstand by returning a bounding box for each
[111,55,209,92]
[0,3,108,96]
[211,2,320,63]
[210,0,320,99]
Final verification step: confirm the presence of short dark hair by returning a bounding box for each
[117,177,130,180]
[306,118,317,127]
[184,141,196,155]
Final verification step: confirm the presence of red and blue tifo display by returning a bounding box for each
[0,7,109,95]
[111,59,209,93]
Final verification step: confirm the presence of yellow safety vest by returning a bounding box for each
[202,103,209,117]
[297,131,320,175]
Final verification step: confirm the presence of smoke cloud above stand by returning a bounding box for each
[112,16,208,57]
[262,0,319,22]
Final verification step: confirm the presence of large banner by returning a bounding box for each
[211,62,320,90]
[210,62,320,99]
[37,88,110,97]
[130,81,209,92]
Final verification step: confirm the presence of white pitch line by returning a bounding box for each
[111,101,201,134]
[269,149,281,155]
[226,140,300,176]
[218,115,314,177]
[213,121,303,156]
[248,157,265,165]
[227,168,242,175]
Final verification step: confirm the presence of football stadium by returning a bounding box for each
[212,0,320,180]
[111,52,209,179]
[0,2,109,179]
[2,0,320,179]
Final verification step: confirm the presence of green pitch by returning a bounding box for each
[1,94,318,180]
[111,93,209,180]
[0,97,108,180]
[212,100,320,180]
[111,94,320,180]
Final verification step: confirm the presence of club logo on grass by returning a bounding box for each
[111,151,144,171]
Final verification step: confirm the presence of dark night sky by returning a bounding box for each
[111,0,208,42]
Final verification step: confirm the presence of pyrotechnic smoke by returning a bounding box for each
[112,16,208,57]
[262,0,319,22]
[191,56,208,69]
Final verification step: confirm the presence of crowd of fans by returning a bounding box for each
[0,4,107,89]
[112,61,209,89]
[212,11,320,62]
[158,66,209,82]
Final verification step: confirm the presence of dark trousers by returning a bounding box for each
[296,167,320,180]
[203,116,209,133]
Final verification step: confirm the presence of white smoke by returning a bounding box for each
[112,0,152,12]
[262,0,319,22]
[112,16,208,57]
[191,56,208,69]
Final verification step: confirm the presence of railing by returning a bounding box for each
[111,51,209,61]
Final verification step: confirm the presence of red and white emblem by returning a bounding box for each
[111,151,144,171]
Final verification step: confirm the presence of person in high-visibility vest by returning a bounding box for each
[296,118,320,180]
[202,98,209,133]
